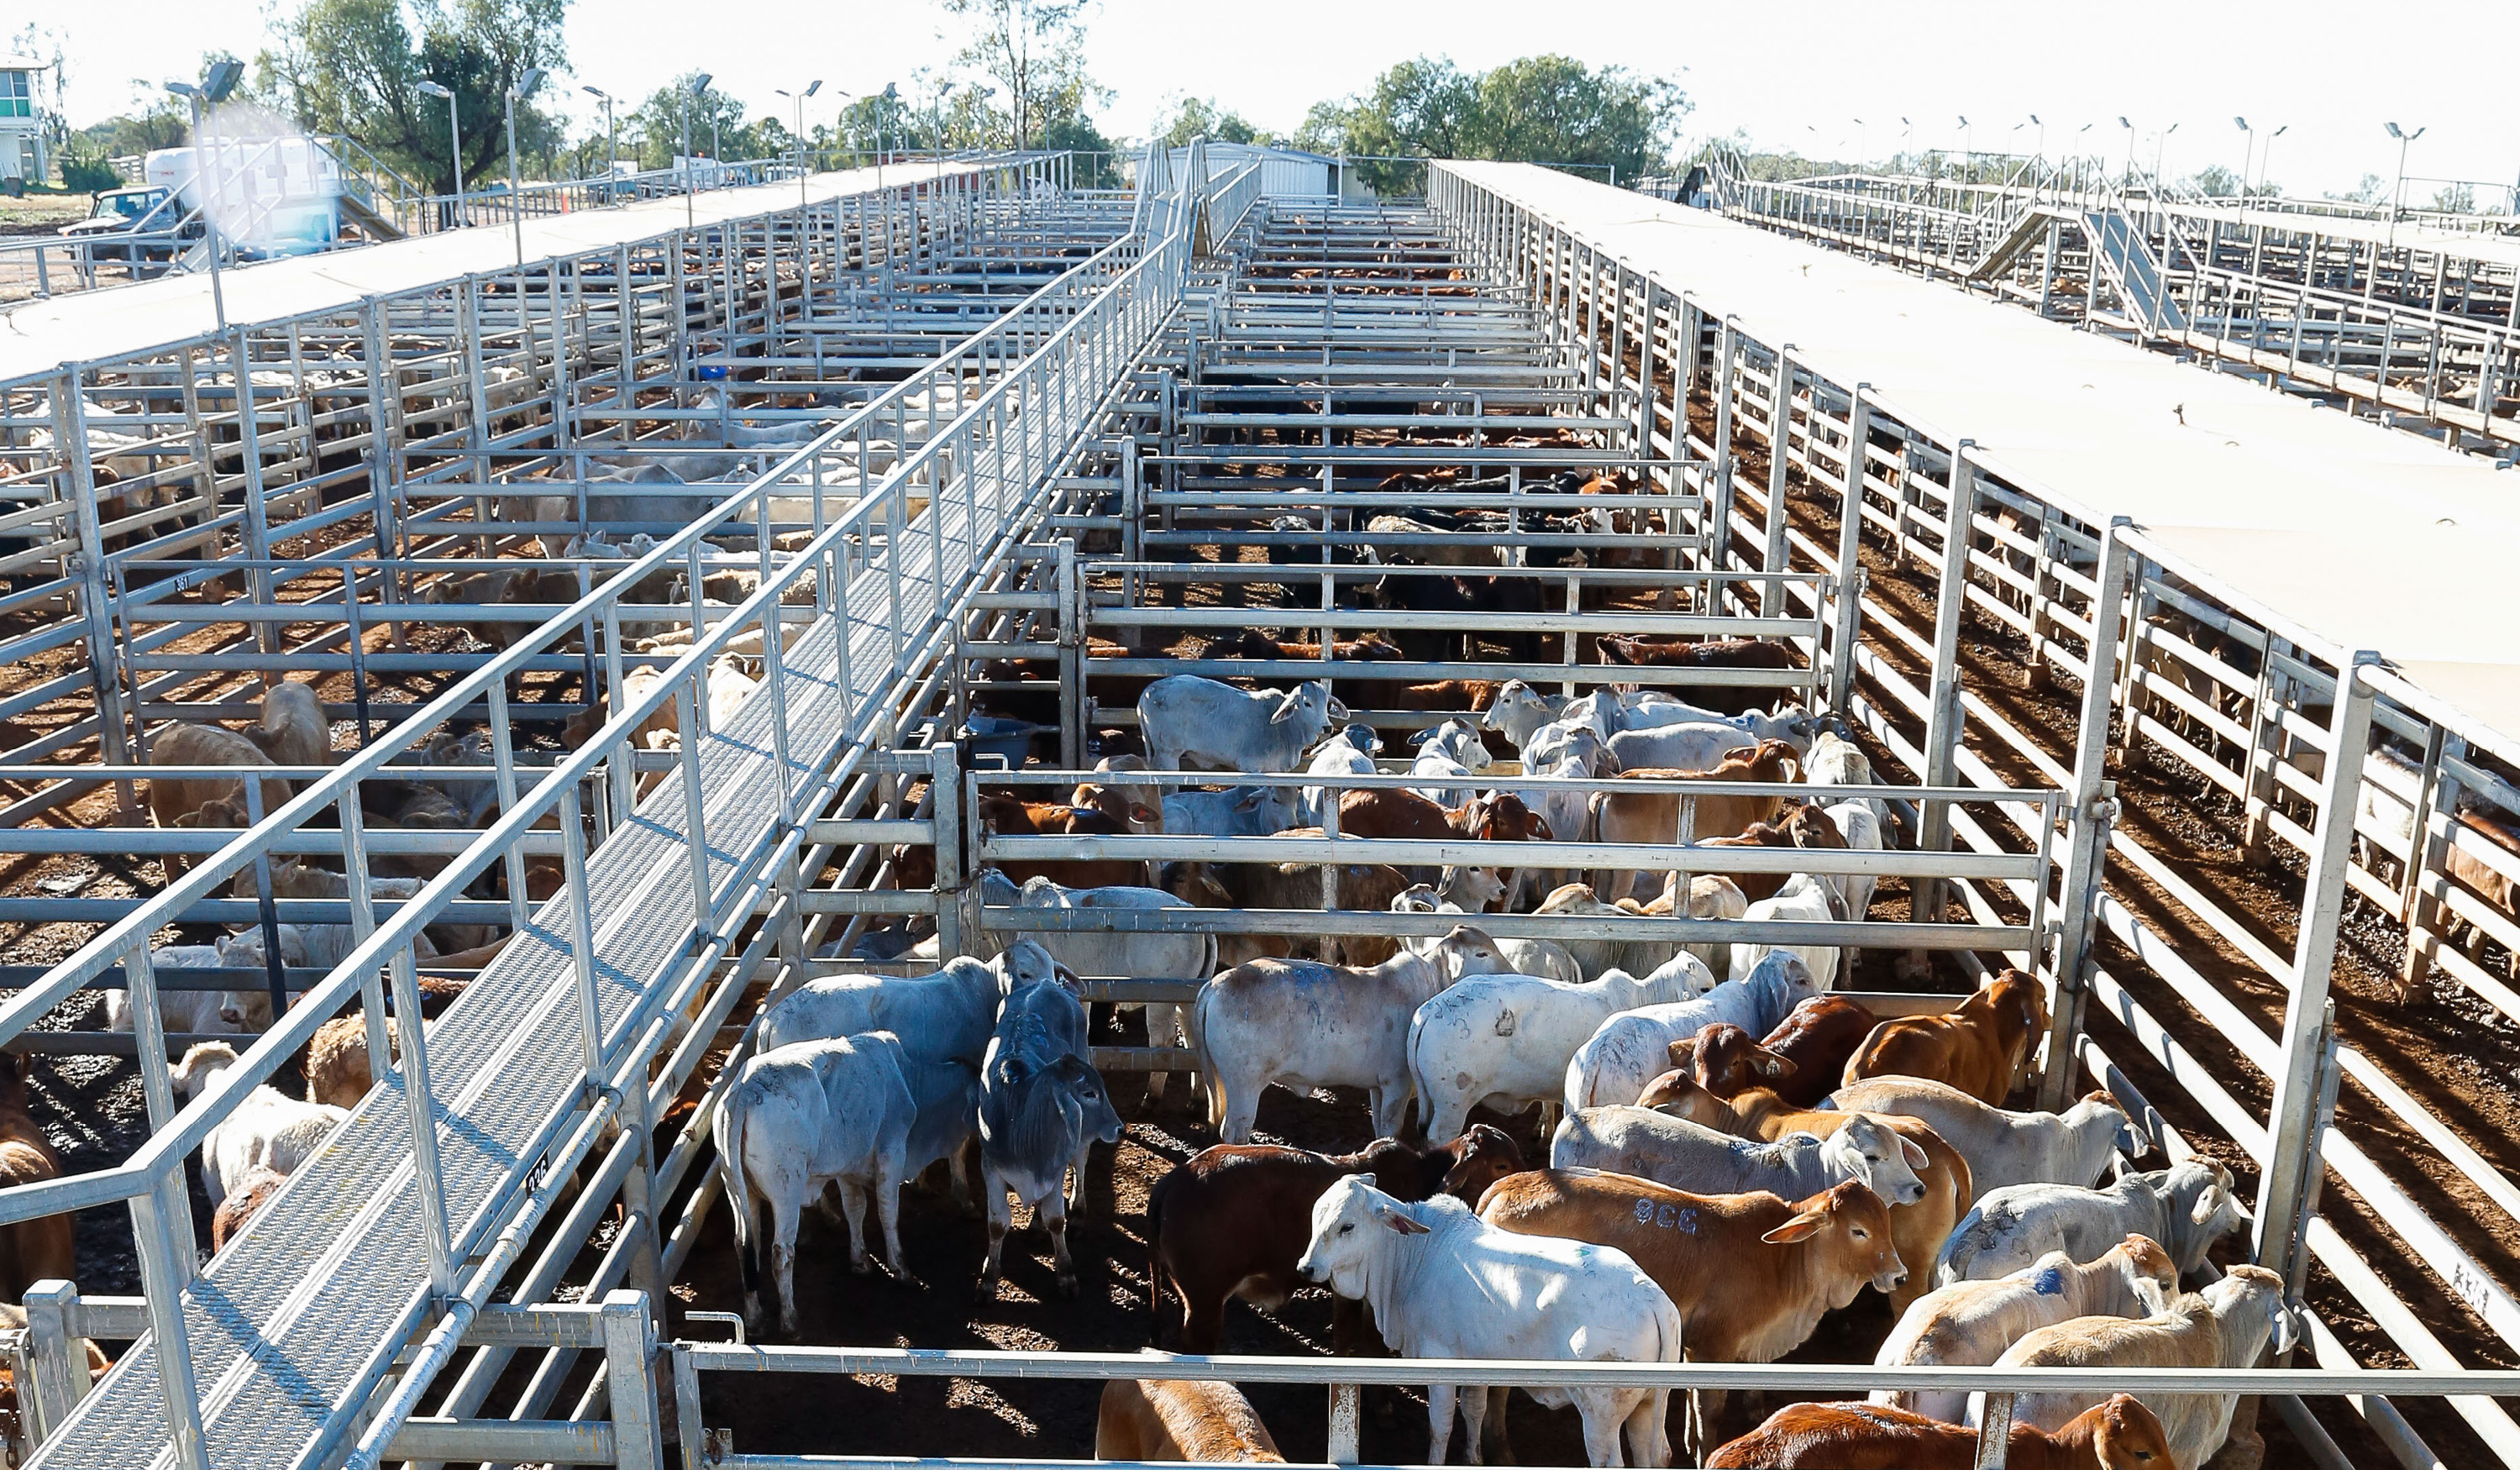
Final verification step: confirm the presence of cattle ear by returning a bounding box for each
[1131,803,1162,827]
[1898,1135,1930,1170]
[1756,1050,1798,1079]
[1761,1210,1826,1245]
[1373,1205,1431,1236]
[2191,1184,2227,1225]
[1528,813,1554,841]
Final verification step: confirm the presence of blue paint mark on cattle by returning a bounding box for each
[2034,1266,2066,1295]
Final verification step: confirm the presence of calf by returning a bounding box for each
[984,874,1215,1101]
[759,944,1054,1066]
[1139,676,1346,773]
[1741,995,1878,1106]
[1872,1236,2179,1423]
[209,1164,290,1252]
[1072,754,1163,833]
[144,723,292,875]
[1992,1266,2297,1470]
[717,1032,980,1333]
[1696,802,1846,904]
[1296,1177,1682,1468]
[102,944,268,1037]
[240,680,328,770]
[1709,1395,2175,1470]
[1407,960,1704,1144]
[1844,969,2051,1105]
[977,793,1149,890]
[171,1042,349,1210]
[1589,740,1803,905]
[1534,881,1739,984]
[1145,1128,1525,1351]
[1633,1073,1970,1313]
[979,971,1123,1295]
[0,1055,71,1305]
[1938,1159,2246,1285]
[303,1013,395,1110]
[1553,1105,1929,1209]
[1564,951,1819,1111]
[1194,927,1508,1142]
[1481,1172,1901,1462]
[1725,872,1848,994]
[1095,1377,1285,1463]
[1829,1077,2141,1194]
[1299,724,1381,826]
[1161,784,1299,838]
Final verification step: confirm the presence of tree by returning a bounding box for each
[2328,171,2389,205]
[1328,55,1686,193]
[627,72,771,168]
[2430,181,2475,213]
[2187,163,2242,197]
[265,0,569,193]
[1291,100,1349,157]
[1039,112,1121,186]
[1152,96,1261,149]
[941,0,1105,151]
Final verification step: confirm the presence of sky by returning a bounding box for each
[23,0,2520,204]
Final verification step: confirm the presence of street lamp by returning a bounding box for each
[2259,123,2288,202]
[418,79,461,226]
[2153,121,2178,188]
[2385,121,2426,244]
[683,72,712,228]
[1956,114,1971,177]
[2118,116,2134,190]
[504,66,546,265]
[583,85,616,193]
[2028,113,2045,165]
[932,81,955,162]
[776,81,822,207]
[165,59,243,330]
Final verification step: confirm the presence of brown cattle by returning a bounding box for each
[1746,995,1880,1107]
[1590,740,1803,904]
[240,680,329,771]
[0,1054,71,1305]
[1697,801,1847,903]
[209,1164,289,1252]
[1071,754,1163,833]
[976,793,1149,890]
[1381,679,1502,714]
[1479,1172,1902,1462]
[1672,1022,1798,1098]
[1158,864,1295,969]
[1706,1395,2175,1470]
[1845,969,2052,1105]
[1095,1378,1285,1462]
[1635,1069,1974,1313]
[1597,637,1798,717]
[1145,1127,1525,1352]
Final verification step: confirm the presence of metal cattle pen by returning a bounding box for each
[0,145,2510,1470]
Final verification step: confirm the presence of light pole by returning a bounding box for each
[1956,114,1971,178]
[2385,121,2426,245]
[165,60,243,331]
[1851,117,1866,168]
[419,79,461,226]
[2029,113,2045,165]
[932,81,954,163]
[504,66,546,265]
[583,85,616,192]
[683,72,712,228]
[2259,123,2287,202]
[776,80,822,206]
[2118,116,2134,190]
[2152,122,2178,189]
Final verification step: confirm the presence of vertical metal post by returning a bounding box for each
[2402,726,2465,995]
[1056,538,1083,769]
[22,1280,85,1445]
[1828,385,1872,717]
[1974,1391,2014,1469]
[121,941,176,1131]
[391,934,458,1300]
[2040,520,2132,1109]
[51,376,138,806]
[680,671,711,942]
[1762,346,1795,580]
[1910,440,1977,932]
[1326,1383,1360,1466]
[486,680,530,932]
[338,786,395,1095]
[130,1172,210,1470]
[671,1345,707,1470]
[601,1289,664,1470]
[931,743,972,961]
[561,783,605,1082]
[2254,654,2377,1284]
[1708,318,1737,585]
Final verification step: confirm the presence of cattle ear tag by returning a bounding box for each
[1494,1011,1516,1037]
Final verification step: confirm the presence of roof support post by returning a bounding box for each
[1907,439,1977,950]
[2254,654,2377,1289]
[2040,518,2130,1109]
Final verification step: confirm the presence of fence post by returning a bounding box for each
[1057,538,1084,769]
[2041,518,2131,1109]
[932,743,974,960]
[1973,1390,2014,1468]
[2255,654,2376,1286]
[1826,385,1872,719]
[21,1279,84,1446]
[601,1289,664,1470]
[1908,440,1977,948]
[2400,725,2463,999]
[1326,1382,1360,1466]
[1762,345,1795,579]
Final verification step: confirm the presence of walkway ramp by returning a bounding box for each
[334,192,404,244]
[2082,208,2187,332]
[34,484,982,1470]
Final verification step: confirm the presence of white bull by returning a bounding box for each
[1139,675,1348,773]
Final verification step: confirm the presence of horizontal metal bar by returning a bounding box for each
[980,903,2023,952]
[805,819,935,844]
[677,1343,2520,1396]
[465,1302,608,1349]
[382,1417,614,1463]
[979,834,2036,879]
